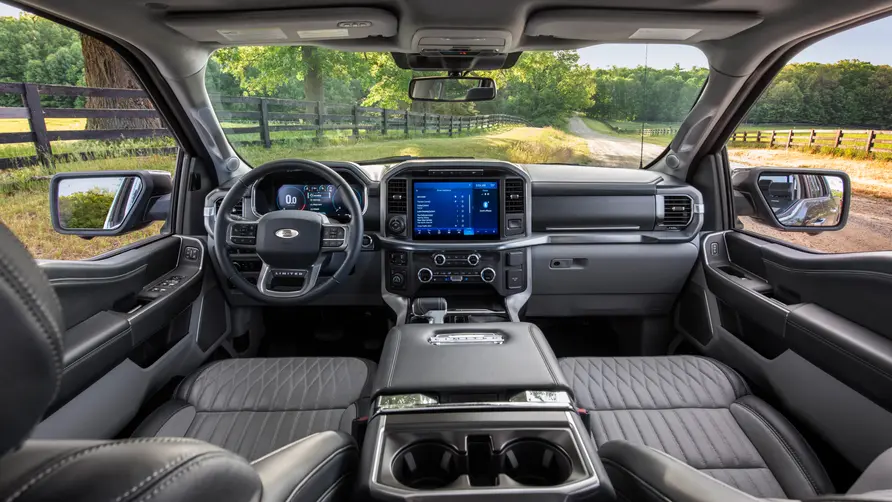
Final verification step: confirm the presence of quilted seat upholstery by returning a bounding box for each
[559,356,834,499]
[134,357,375,461]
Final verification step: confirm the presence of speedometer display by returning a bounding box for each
[275,184,362,217]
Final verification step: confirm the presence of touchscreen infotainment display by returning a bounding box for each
[413,181,500,240]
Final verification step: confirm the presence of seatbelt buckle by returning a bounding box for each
[577,408,593,434]
[352,415,369,445]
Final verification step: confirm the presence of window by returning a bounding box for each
[731,16,892,253]
[204,44,706,170]
[0,5,177,260]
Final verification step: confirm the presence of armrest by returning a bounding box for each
[849,448,892,496]
[599,440,761,502]
[251,431,358,502]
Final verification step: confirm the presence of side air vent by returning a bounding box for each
[388,178,408,214]
[215,197,244,218]
[504,179,524,213]
[661,195,693,228]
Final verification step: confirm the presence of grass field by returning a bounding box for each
[0,124,590,260]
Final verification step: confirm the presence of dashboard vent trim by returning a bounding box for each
[215,197,244,219]
[388,178,408,214]
[660,195,693,229]
[504,179,524,214]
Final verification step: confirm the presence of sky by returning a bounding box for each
[2,3,891,69]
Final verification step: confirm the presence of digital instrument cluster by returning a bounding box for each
[275,184,363,217]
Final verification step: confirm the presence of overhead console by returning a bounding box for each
[380,161,530,300]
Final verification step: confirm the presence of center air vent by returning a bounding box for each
[505,179,524,213]
[215,197,244,219]
[388,178,407,214]
[661,195,693,228]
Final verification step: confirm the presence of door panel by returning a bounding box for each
[38,235,208,414]
[681,230,892,468]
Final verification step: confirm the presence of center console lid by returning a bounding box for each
[374,322,569,399]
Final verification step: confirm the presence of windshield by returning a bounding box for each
[205,45,707,168]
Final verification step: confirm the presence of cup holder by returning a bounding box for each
[392,442,462,489]
[501,440,572,487]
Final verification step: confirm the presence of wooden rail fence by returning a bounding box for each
[730,128,892,154]
[0,82,530,170]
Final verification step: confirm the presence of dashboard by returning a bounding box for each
[206,159,705,319]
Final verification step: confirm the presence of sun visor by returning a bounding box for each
[166,8,398,44]
[525,9,762,43]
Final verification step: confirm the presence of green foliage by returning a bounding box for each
[746,60,892,127]
[58,188,114,229]
[0,14,83,107]
[585,64,707,123]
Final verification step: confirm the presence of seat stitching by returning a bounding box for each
[110,453,193,502]
[669,409,709,467]
[734,402,820,496]
[135,452,230,502]
[628,410,666,453]
[643,409,684,460]
[702,409,743,467]
[688,409,727,468]
[604,359,646,408]
[5,438,203,502]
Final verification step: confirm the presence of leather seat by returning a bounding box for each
[0,223,356,502]
[559,356,834,499]
[134,356,376,460]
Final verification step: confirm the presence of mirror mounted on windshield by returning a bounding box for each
[50,170,173,237]
[732,167,850,233]
[408,76,496,102]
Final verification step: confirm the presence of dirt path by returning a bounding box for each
[568,117,665,168]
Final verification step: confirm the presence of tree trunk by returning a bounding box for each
[81,34,161,130]
[301,46,324,103]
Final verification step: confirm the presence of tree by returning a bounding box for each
[80,34,160,130]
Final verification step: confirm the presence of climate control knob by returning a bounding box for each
[418,268,433,283]
[467,253,481,266]
[480,267,496,283]
[433,253,447,266]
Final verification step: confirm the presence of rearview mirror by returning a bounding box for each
[408,77,496,102]
[50,170,173,237]
[732,167,850,232]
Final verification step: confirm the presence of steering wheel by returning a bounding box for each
[213,159,364,305]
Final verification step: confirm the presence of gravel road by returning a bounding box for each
[568,117,665,168]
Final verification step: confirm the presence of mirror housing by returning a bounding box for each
[732,167,850,232]
[50,170,173,237]
[408,76,496,102]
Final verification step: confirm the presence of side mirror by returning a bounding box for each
[732,167,850,232]
[408,76,496,102]
[50,170,172,237]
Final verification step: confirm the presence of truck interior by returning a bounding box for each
[1,0,892,501]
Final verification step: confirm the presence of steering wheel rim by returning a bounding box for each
[213,159,364,305]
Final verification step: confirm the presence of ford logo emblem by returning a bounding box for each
[275,228,300,239]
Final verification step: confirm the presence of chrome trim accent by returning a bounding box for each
[480,267,496,283]
[694,203,705,214]
[377,394,439,410]
[417,267,433,283]
[447,308,507,314]
[373,395,576,415]
[275,228,299,239]
[428,333,504,345]
[257,261,322,299]
[508,391,572,403]
[545,226,640,231]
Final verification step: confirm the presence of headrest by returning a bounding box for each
[0,223,63,455]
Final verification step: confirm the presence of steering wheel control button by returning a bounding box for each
[418,268,434,283]
[506,268,524,289]
[232,224,257,237]
[231,236,256,245]
[481,267,496,283]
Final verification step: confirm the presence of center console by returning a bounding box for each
[380,161,531,321]
[358,323,613,501]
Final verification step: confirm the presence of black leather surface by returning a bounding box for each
[0,438,260,502]
[0,223,63,456]
[786,303,892,412]
[849,447,892,495]
[53,310,133,412]
[374,322,570,398]
[730,395,834,498]
[599,440,762,502]
[252,431,357,502]
[133,358,375,461]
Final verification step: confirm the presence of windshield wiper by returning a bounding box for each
[355,155,474,165]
